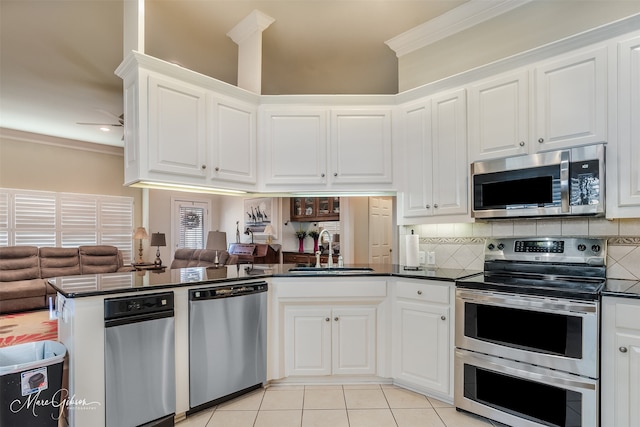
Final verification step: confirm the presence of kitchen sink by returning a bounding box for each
[286,267,375,275]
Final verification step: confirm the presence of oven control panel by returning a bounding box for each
[514,240,564,253]
[484,237,606,265]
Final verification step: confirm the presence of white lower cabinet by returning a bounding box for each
[392,280,452,398]
[602,296,640,427]
[284,305,376,376]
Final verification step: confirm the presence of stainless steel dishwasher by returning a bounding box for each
[188,281,267,413]
[104,292,176,427]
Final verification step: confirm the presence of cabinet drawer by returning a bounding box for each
[283,253,311,264]
[396,280,450,304]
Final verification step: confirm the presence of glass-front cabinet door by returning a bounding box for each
[290,197,340,221]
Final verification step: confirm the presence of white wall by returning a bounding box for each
[398,1,640,91]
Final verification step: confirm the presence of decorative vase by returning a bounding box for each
[313,238,319,253]
[298,237,305,253]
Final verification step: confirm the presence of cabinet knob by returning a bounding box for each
[321,173,325,177]
[201,164,207,170]
[538,138,544,143]
[215,167,219,172]
[325,317,330,322]
[334,317,339,321]
[426,204,431,209]
[441,316,446,321]
[334,173,338,177]
[434,204,439,208]
[417,290,423,295]
[519,141,525,147]
[620,346,628,353]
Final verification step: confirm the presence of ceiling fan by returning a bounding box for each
[76,111,124,129]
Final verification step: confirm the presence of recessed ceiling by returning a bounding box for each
[0,0,467,147]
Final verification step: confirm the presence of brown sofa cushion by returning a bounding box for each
[79,245,120,274]
[40,247,81,278]
[0,278,46,299]
[197,249,230,267]
[0,295,46,314]
[170,249,198,269]
[0,246,40,282]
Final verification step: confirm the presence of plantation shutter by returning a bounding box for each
[178,206,205,249]
[0,188,133,262]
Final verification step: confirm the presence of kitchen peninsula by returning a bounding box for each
[50,264,478,427]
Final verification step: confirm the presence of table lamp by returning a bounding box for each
[150,232,166,266]
[133,227,149,264]
[263,224,275,244]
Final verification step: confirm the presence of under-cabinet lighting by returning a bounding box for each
[130,181,247,195]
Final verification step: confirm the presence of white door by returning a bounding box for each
[431,88,468,217]
[534,46,607,151]
[369,196,393,264]
[332,307,376,375]
[284,306,332,376]
[147,74,207,177]
[468,69,529,161]
[210,96,257,184]
[394,300,450,394]
[172,199,211,260]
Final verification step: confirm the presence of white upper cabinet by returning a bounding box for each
[260,105,394,191]
[147,74,208,178]
[534,46,608,151]
[468,46,608,162]
[209,96,257,185]
[330,109,393,185]
[116,53,259,192]
[261,107,328,186]
[468,69,529,161]
[607,34,640,218]
[399,88,468,222]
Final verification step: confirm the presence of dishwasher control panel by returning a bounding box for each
[190,282,268,301]
[104,291,174,320]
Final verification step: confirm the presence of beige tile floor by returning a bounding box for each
[177,384,508,427]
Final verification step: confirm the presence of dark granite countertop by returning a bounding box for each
[48,264,481,298]
[603,278,640,299]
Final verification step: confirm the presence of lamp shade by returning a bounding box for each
[263,225,275,236]
[206,231,227,251]
[133,227,149,240]
[150,232,166,247]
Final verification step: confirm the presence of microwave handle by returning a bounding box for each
[560,150,570,213]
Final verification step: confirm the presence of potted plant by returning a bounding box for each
[308,230,320,253]
[295,229,307,253]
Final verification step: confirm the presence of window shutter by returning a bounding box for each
[179,206,205,249]
[1,189,134,263]
[14,191,57,246]
[0,191,8,246]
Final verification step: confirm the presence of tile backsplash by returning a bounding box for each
[400,217,640,280]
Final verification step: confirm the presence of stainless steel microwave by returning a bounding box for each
[471,144,605,219]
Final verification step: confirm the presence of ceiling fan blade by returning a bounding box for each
[96,109,125,125]
[76,122,123,126]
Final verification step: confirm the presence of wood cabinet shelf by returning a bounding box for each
[290,197,340,222]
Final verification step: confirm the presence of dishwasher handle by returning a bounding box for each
[190,281,268,301]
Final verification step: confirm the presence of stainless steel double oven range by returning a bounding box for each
[455,237,606,427]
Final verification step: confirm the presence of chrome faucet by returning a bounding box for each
[319,229,333,268]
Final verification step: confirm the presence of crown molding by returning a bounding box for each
[0,127,124,156]
[385,0,533,58]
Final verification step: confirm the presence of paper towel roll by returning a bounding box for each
[405,233,420,268]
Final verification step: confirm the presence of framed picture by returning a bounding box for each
[244,197,273,233]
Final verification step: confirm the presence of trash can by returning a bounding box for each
[0,340,66,427]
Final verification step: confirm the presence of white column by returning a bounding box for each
[123,0,145,55]
[227,9,275,94]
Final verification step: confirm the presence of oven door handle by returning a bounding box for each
[456,289,597,314]
[455,349,597,391]
[560,149,570,213]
